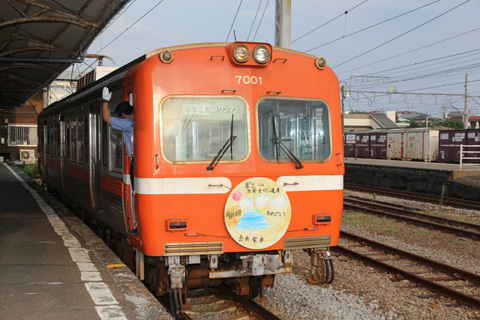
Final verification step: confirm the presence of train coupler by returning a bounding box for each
[303,249,334,285]
[167,260,186,319]
[168,263,186,289]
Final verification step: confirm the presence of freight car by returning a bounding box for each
[345,128,480,163]
[38,42,344,318]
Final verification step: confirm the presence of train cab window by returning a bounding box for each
[257,98,331,161]
[161,97,249,162]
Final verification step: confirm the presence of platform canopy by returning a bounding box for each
[0,0,129,110]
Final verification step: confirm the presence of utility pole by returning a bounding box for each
[464,73,470,129]
[275,0,291,48]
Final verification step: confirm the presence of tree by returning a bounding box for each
[408,120,422,127]
[441,119,464,129]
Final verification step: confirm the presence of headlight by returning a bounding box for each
[159,50,173,63]
[253,45,271,64]
[316,57,327,70]
[233,44,251,63]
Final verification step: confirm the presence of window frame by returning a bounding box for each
[160,95,251,165]
[7,124,38,147]
[256,96,333,163]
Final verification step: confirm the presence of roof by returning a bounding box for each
[0,0,129,111]
[370,112,398,129]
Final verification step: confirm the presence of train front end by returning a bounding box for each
[126,42,344,299]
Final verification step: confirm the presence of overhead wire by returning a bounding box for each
[337,26,480,76]
[291,0,368,44]
[96,0,165,53]
[365,49,480,76]
[226,0,244,42]
[304,0,440,53]
[333,0,471,69]
[76,0,165,79]
[247,0,263,41]
[252,0,270,42]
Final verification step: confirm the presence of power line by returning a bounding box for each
[96,0,166,53]
[253,0,270,42]
[76,0,165,79]
[304,0,439,53]
[404,79,480,93]
[226,0,244,42]
[247,0,263,41]
[333,0,471,69]
[365,49,480,77]
[337,26,480,76]
[291,0,368,44]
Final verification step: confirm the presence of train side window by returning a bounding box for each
[102,122,108,167]
[161,96,249,162]
[78,117,84,164]
[257,98,331,161]
[56,122,60,157]
[71,118,77,163]
[66,121,70,161]
[110,127,123,172]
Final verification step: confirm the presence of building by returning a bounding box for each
[344,110,398,131]
[0,92,43,163]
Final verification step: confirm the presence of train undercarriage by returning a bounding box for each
[63,203,334,319]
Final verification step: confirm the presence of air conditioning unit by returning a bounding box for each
[19,149,35,164]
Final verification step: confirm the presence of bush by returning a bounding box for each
[21,163,40,179]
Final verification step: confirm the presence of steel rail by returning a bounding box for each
[217,286,283,320]
[171,286,282,320]
[345,183,480,211]
[343,197,480,240]
[335,231,480,310]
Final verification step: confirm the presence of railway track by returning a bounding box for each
[159,286,282,320]
[334,231,480,310]
[343,196,480,241]
[345,183,480,211]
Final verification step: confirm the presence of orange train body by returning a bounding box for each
[38,42,344,295]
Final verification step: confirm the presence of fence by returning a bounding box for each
[460,145,480,170]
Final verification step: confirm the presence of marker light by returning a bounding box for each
[233,44,251,63]
[159,50,173,63]
[316,57,327,70]
[253,45,271,64]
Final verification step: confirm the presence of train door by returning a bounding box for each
[89,104,103,210]
[123,92,136,232]
[41,121,48,181]
[59,116,66,190]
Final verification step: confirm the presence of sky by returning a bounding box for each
[80,0,480,118]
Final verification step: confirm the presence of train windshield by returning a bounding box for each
[257,98,331,161]
[162,97,249,162]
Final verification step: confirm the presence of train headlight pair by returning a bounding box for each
[233,44,270,64]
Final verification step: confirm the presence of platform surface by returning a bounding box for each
[0,163,172,320]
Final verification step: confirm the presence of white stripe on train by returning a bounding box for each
[130,175,344,195]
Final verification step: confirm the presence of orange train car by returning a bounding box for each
[38,42,344,317]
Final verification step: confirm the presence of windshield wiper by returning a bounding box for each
[271,117,303,169]
[207,115,236,170]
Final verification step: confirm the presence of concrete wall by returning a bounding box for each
[345,163,480,201]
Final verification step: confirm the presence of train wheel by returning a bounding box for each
[245,276,263,299]
[303,249,335,285]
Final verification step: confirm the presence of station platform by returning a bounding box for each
[0,163,172,320]
[345,158,480,201]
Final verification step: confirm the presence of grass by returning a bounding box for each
[342,211,398,234]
